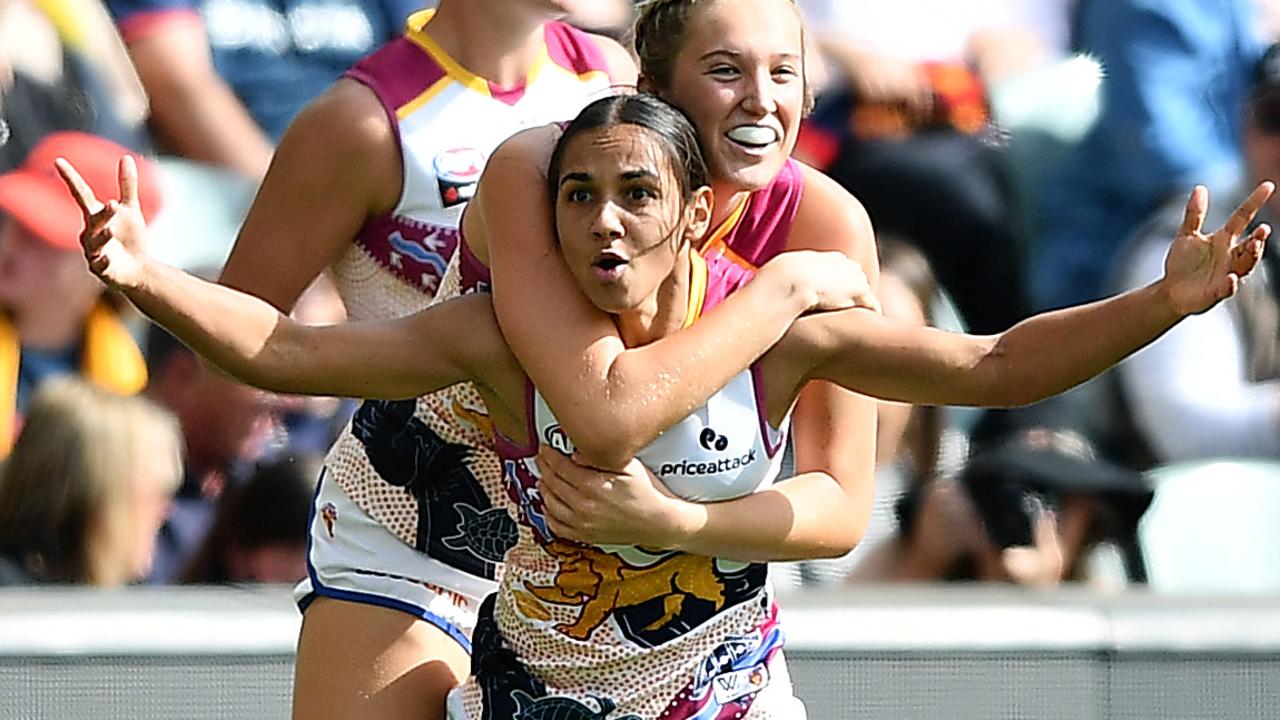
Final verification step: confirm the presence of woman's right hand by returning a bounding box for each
[764,249,881,314]
[55,155,150,290]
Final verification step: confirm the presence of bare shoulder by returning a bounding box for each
[791,161,878,269]
[485,124,563,177]
[292,78,396,152]
[586,31,639,85]
[793,162,874,242]
[466,124,562,262]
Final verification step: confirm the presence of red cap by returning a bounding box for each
[0,132,162,251]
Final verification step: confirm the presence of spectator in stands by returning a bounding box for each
[0,0,151,170]
[1034,0,1269,309]
[794,0,1041,335]
[852,428,1153,587]
[1111,40,1280,463]
[105,0,422,179]
[0,132,159,457]
[180,453,319,584]
[143,323,282,583]
[0,378,182,586]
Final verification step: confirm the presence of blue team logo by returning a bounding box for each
[434,147,486,208]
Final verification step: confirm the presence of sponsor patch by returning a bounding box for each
[711,663,770,705]
[433,147,485,208]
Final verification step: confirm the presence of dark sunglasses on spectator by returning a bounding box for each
[1253,97,1280,134]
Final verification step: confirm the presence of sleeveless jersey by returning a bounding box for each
[320,10,615,589]
[452,163,810,719]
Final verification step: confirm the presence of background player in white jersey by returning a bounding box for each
[190,2,633,718]
[64,90,1269,717]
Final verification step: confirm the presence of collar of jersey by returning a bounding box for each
[405,9,549,99]
[682,250,709,329]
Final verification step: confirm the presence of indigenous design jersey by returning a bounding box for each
[321,10,615,587]
[451,251,799,719]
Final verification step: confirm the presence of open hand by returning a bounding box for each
[54,155,150,289]
[1162,181,1274,316]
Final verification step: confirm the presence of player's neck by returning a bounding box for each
[427,2,551,89]
[615,250,694,349]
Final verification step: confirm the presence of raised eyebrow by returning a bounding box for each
[620,170,661,182]
[698,49,802,63]
[558,171,591,188]
[698,49,740,63]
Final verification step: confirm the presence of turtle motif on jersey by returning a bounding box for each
[443,502,517,563]
[510,690,641,720]
[351,398,499,577]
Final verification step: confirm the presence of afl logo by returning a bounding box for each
[433,147,486,208]
[543,424,574,455]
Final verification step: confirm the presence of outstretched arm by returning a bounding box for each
[57,157,503,401]
[476,131,876,470]
[790,183,1275,408]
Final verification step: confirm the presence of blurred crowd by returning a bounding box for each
[1,0,1278,593]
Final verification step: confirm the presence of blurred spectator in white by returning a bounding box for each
[1033,0,1269,310]
[0,378,182,586]
[180,453,318,584]
[143,321,283,583]
[104,0,422,179]
[1111,41,1280,463]
[794,0,1047,335]
[0,0,150,169]
[0,132,160,458]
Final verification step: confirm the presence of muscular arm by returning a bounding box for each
[217,79,401,311]
[477,131,829,470]
[797,289,1180,408]
[123,13,274,179]
[662,167,880,560]
[122,256,507,400]
[787,185,1273,409]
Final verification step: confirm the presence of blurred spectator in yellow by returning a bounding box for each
[0,0,151,169]
[0,131,161,457]
[0,377,182,586]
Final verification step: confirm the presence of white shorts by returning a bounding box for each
[293,467,498,652]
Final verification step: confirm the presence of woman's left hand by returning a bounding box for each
[536,447,694,548]
[1162,181,1274,316]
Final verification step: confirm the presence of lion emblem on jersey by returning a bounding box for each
[523,541,725,641]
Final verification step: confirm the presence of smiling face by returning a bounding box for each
[555,124,694,317]
[650,0,807,192]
